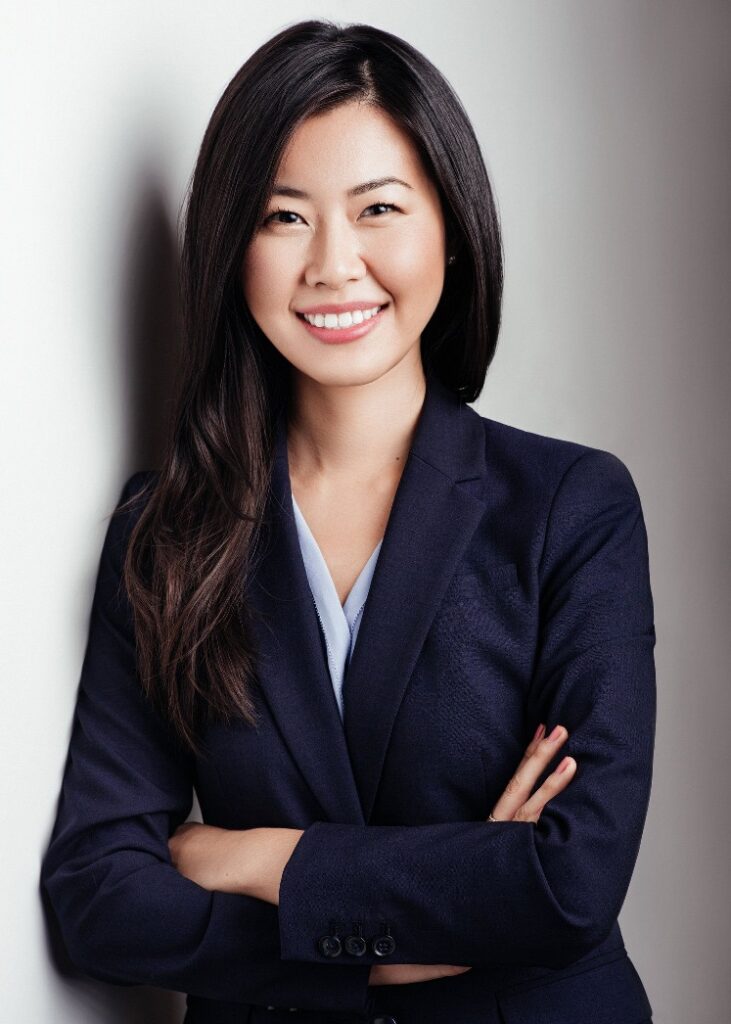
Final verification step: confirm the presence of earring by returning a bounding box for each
[447,254,456,265]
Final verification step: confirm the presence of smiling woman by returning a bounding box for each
[40,17,655,1024]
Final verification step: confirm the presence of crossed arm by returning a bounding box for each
[167,723,576,988]
[167,722,576,905]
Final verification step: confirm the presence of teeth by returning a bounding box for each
[303,305,382,328]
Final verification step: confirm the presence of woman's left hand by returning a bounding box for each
[487,723,576,824]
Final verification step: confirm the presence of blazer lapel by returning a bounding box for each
[247,418,366,826]
[342,373,488,821]
[247,371,488,826]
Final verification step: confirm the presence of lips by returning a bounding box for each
[295,302,389,344]
[295,303,388,324]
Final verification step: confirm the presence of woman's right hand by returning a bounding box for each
[368,724,576,986]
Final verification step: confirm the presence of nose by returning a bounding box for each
[303,218,365,290]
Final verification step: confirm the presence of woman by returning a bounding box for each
[40,19,656,1024]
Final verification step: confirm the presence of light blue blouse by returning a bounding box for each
[291,493,383,721]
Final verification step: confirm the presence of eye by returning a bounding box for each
[261,207,303,226]
[362,202,400,217]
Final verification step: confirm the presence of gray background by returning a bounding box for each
[2,2,728,1021]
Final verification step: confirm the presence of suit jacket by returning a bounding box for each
[40,372,656,1024]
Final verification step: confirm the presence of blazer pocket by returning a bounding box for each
[496,950,653,1024]
[458,562,519,596]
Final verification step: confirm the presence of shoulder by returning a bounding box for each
[119,469,159,504]
[105,470,160,554]
[472,409,642,506]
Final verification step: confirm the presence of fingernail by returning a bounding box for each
[557,757,573,773]
[548,725,564,742]
[532,724,546,744]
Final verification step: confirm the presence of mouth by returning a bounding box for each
[295,303,390,345]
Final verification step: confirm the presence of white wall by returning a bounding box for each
[2,2,729,1021]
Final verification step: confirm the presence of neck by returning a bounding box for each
[286,359,427,487]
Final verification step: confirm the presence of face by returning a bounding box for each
[241,101,447,389]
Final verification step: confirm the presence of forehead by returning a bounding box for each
[274,102,430,195]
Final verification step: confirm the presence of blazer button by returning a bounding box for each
[317,934,342,958]
[344,923,367,956]
[371,925,396,957]
[370,1017,398,1024]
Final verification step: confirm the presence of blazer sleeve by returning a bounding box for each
[277,449,657,971]
[40,472,372,1014]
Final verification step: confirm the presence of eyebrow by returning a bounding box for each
[270,176,414,200]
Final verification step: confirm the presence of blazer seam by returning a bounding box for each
[409,450,455,483]
[543,628,657,673]
[536,449,594,583]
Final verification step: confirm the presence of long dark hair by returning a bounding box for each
[119,18,504,757]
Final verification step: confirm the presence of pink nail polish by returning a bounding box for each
[548,725,563,742]
[557,757,572,773]
[532,724,545,744]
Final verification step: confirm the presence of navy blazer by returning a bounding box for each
[41,373,656,1024]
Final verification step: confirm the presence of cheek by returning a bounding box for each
[384,223,445,315]
[241,244,289,316]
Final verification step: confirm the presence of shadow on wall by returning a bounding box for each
[39,169,187,1023]
[119,164,186,475]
